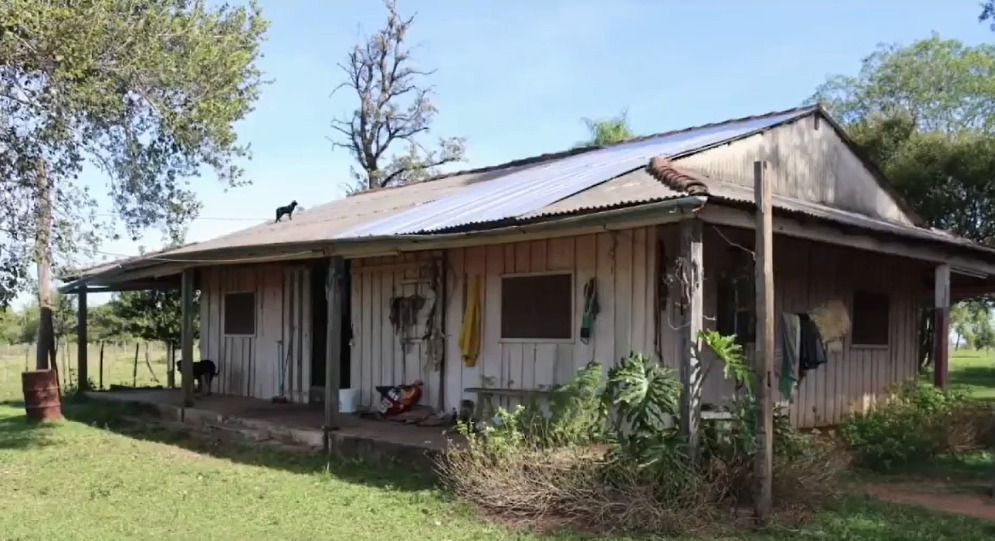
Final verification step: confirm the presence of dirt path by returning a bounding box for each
[865,482,995,523]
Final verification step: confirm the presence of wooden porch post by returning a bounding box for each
[76,286,88,391]
[323,256,344,451]
[181,268,195,407]
[753,160,775,524]
[933,264,951,389]
[678,218,703,464]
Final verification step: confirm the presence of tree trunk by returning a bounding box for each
[34,160,55,371]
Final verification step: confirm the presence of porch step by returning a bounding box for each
[120,415,321,455]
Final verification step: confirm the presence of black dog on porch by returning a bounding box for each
[175,359,219,395]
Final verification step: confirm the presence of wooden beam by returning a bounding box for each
[698,205,995,276]
[76,286,88,390]
[324,256,345,451]
[934,264,951,389]
[678,218,703,464]
[180,268,195,408]
[753,161,774,524]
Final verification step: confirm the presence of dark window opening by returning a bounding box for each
[852,291,890,346]
[224,292,256,335]
[500,273,572,340]
[716,276,755,346]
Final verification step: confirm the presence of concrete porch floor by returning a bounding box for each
[83,389,456,469]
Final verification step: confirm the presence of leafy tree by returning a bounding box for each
[111,289,200,351]
[982,1,995,31]
[578,110,635,147]
[951,302,973,349]
[330,0,465,192]
[1,0,268,365]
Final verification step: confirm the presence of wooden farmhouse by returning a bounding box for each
[60,105,995,437]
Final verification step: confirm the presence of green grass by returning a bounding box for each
[949,349,995,401]
[2,353,995,540]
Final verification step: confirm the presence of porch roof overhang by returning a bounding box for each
[57,195,707,294]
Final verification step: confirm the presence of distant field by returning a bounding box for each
[949,349,995,401]
[0,342,189,394]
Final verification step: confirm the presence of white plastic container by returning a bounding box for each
[339,388,360,413]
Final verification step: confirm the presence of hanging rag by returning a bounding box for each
[779,313,801,400]
[798,313,828,377]
[459,275,481,367]
[580,277,600,344]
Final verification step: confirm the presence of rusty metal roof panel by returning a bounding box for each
[334,109,810,238]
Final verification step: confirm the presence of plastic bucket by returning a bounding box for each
[339,388,360,413]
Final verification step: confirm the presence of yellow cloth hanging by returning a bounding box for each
[459,274,481,367]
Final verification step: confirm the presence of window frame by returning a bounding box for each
[223,290,257,337]
[498,270,575,344]
[850,290,891,348]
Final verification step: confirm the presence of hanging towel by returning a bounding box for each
[798,314,828,377]
[580,278,600,344]
[459,275,481,367]
[779,313,801,400]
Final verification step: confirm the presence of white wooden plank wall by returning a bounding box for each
[349,252,444,410]
[441,229,658,413]
[198,264,312,403]
[662,224,925,427]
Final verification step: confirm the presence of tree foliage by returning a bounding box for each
[811,36,995,244]
[0,0,269,304]
[111,289,199,348]
[330,0,465,192]
[577,110,635,147]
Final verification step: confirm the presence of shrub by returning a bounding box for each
[839,381,994,471]
[437,334,847,535]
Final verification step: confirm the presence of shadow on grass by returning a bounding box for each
[54,396,437,494]
[950,365,995,393]
[0,400,57,451]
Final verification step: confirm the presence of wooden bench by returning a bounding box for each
[464,387,553,421]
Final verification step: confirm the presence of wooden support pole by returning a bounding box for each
[99,341,104,390]
[77,286,88,391]
[181,268,195,407]
[933,264,951,389]
[753,160,774,523]
[324,256,345,452]
[678,218,704,463]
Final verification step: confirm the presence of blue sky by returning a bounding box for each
[36,0,994,308]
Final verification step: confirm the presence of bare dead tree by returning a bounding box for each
[331,0,466,192]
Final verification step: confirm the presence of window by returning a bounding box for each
[224,292,256,336]
[500,273,572,340]
[716,276,755,345]
[852,291,890,346]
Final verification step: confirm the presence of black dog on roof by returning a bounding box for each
[275,200,298,223]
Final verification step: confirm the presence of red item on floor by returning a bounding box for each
[375,380,424,416]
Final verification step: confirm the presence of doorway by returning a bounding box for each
[310,260,351,391]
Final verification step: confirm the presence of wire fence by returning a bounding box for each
[0,341,201,392]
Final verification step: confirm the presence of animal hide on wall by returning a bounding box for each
[808,299,849,352]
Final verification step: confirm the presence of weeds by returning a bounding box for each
[437,332,846,535]
[840,381,995,472]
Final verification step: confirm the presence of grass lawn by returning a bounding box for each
[2,354,995,540]
[949,349,995,401]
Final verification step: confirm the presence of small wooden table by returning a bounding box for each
[464,387,553,421]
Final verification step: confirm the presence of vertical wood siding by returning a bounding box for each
[349,252,444,410]
[658,224,926,427]
[199,263,312,403]
[675,115,917,226]
[441,229,658,413]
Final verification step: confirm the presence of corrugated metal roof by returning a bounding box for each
[705,181,995,254]
[334,108,810,238]
[68,104,995,285]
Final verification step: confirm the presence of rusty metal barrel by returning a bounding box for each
[21,370,63,421]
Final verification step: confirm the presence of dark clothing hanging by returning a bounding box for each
[798,314,828,378]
